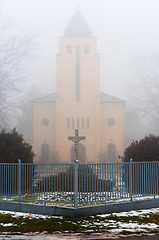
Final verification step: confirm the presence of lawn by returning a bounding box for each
[0,208,158,235]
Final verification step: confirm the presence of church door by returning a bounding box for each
[71,143,86,164]
[40,143,49,162]
[107,143,116,162]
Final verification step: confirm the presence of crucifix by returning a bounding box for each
[68,129,86,162]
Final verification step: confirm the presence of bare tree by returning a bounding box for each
[128,51,159,133]
[124,105,149,141]
[0,17,33,129]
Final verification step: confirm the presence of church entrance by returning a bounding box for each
[107,143,116,162]
[71,143,86,164]
[40,143,49,162]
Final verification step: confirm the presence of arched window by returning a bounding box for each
[107,143,116,162]
[84,45,90,53]
[40,143,49,162]
[66,45,72,53]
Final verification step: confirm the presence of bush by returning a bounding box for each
[0,129,35,194]
[123,135,159,194]
[35,165,114,193]
[124,135,159,162]
[0,128,34,163]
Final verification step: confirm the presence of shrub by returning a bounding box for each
[0,128,34,163]
[124,135,159,162]
[35,165,114,193]
[123,135,159,194]
[0,129,35,194]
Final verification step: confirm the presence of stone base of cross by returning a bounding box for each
[68,129,86,162]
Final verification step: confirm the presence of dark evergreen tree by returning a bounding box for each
[0,128,34,163]
[124,135,159,162]
[123,135,159,194]
[0,129,34,194]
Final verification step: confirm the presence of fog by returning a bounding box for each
[1,0,159,140]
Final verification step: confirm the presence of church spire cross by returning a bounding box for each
[68,129,86,162]
[76,0,80,10]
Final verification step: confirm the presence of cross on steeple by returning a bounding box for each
[76,0,80,10]
[68,129,86,162]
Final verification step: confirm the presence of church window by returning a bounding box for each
[66,45,72,53]
[107,118,115,126]
[72,118,75,129]
[67,118,70,129]
[87,118,90,128]
[77,118,80,128]
[76,45,80,102]
[84,45,90,53]
[41,118,49,126]
[81,118,85,128]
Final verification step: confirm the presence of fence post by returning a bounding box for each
[74,160,78,208]
[18,159,21,204]
[129,159,133,201]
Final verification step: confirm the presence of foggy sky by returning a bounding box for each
[1,0,159,100]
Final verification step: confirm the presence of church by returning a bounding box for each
[32,10,125,163]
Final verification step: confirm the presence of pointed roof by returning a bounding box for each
[32,93,56,103]
[100,92,125,104]
[64,10,92,37]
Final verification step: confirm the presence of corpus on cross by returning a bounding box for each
[68,129,86,162]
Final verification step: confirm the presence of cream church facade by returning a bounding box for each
[33,10,125,163]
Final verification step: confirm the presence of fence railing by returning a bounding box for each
[0,160,158,208]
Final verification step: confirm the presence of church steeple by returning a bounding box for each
[32,8,124,164]
[64,10,92,37]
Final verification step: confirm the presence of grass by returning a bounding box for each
[0,211,159,234]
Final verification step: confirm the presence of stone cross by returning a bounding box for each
[68,129,86,162]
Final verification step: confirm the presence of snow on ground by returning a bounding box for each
[96,208,159,233]
[98,207,159,218]
[0,210,62,219]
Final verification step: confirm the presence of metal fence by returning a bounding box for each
[0,160,159,208]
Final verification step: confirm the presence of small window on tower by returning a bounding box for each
[84,45,90,54]
[67,118,70,129]
[81,118,85,129]
[87,118,90,128]
[66,45,72,53]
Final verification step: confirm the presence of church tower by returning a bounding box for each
[56,10,101,163]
